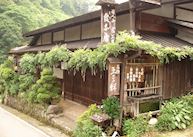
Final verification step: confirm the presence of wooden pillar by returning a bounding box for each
[61,62,68,98]
[62,70,65,98]
[96,0,117,43]
[119,55,127,128]
[129,0,136,34]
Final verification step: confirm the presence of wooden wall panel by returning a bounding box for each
[136,13,170,33]
[42,32,52,45]
[65,25,81,42]
[117,13,130,31]
[63,70,108,106]
[82,21,101,39]
[36,36,42,45]
[53,30,64,42]
[162,59,193,99]
[143,3,174,18]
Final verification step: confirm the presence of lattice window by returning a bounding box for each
[126,59,160,97]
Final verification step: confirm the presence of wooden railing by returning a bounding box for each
[125,85,162,117]
[126,86,161,97]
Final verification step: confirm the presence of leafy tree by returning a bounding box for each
[0,0,98,63]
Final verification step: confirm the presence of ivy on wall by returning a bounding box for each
[19,31,193,74]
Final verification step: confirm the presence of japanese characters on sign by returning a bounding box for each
[126,67,144,83]
[102,6,116,43]
[108,63,120,96]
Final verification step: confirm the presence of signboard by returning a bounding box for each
[102,6,116,43]
[126,66,144,83]
[61,62,68,70]
[108,63,120,96]
[53,67,63,79]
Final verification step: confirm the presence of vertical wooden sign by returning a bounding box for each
[108,63,120,96]
[97,0,117,43]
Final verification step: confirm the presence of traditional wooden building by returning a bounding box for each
[10,0,193,116]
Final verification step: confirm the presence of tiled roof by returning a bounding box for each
[10,38,101,54]
[10,33,193,54]
[141,32,193,48]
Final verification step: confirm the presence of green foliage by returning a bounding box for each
[74,119,102,137]
[0,58,19,96]
[19,74,35,92]
[0,0,97,63]
[20,54,37,74]
[102,96,120,119]
[44,46,71,67]
[74,104,102,137]
[156,98,193,131]
[20,32,193,75]
[68,49,92,73]
[26,68,60,104]
[0,79,5,95]
[123,116,149,137]
[77,104,101,123]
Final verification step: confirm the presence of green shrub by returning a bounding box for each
[74,119,102,137]
[20,54,37,74]
[27,91,37,103]
[102,96,120,119]
[156,99,193,131]
[0,58,19,96]
[26,68,60,104]
[123,116,149,137]
[77,104,101,123]
[19,74,35,92]
[36,93,51,104]
[74,104,102,137]
[0,79,5,95]
[181,94,193,107]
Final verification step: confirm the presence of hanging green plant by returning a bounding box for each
[20,53,37,74]
[44,45,71,67]
[19,31,193,75]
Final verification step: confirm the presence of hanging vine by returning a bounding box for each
[19,31,193,75]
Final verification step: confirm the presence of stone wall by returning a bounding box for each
[4,96,73,136]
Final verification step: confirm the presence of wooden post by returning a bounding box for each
[129,0,135,34]
[62,70,65,98]
[119,55,127,128]
[96,0,117,43]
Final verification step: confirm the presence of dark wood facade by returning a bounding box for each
[63,70,108,105]
[162,59,193,99]
[10,0,193,107]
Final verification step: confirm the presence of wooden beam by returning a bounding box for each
[174,0,193,6]
[126,86,161,92]
[126,63,160,66]
[163,0,193,5]
[176,6,193,13]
